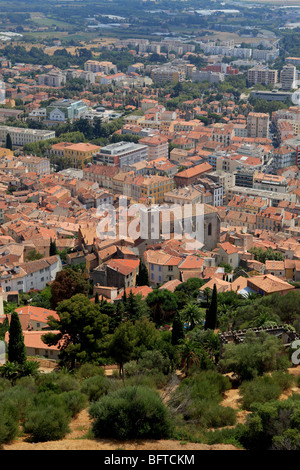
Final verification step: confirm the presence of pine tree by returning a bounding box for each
[6,133,13,151]
[171,311,185,345]
[8,311,27,364]
[204,284,217,331]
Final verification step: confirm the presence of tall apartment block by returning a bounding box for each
[247,112,270,139]
[281,64,297,90]
[247,66,278,86]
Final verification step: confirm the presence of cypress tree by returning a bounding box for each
[8,311,27,364]
[171,311,185,345]
[136,259,150,286]
[49,238,57,256]
[6,133,13,151]
[94,292,99,304]
[204,283,217,331]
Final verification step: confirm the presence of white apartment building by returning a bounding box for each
[95,141,148,168]
[0,126,55,146]
[0,255,62,293]
[281,65,297,90]
[84,60,117,74]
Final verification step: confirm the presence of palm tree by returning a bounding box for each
[179,338,202,377]
[180,302,204,330]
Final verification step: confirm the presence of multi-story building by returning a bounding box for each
[63,143,101,169]
[253,172,288,194]
[273,146,297,170]
[140,175,175,204]
[191,70,224,83]
[138,134,169,161]
[84,60,117,74]
[21,156,50,176]
[0,126,55,147]
[38,71,66,87]
[281,64,297,90]
[151,66,186,84]
[174,162,213,188]
[246,112,270,139]
[46,99,87,123]
[0,255,62,293]
[247,65,278,86]
[95,141,148,168]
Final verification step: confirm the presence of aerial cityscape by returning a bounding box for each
[0,0,300,454]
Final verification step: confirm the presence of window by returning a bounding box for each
[208,223,212,236]
[168,266,173,271]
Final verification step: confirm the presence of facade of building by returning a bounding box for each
[95,141,148,168]
[0,126,55,147]
[247,112,270,139]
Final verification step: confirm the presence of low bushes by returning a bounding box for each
[89,385,172,440]
[80,375,120,402]
[169,370,236,429]
[239,372,295,411]
[23,405,71,442]
[0,402,19,445]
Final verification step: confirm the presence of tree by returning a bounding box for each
[180,302,204,331]
[179,338,203,377]
[125,291,150,322]
[49,239,57,257]
[42,294,109,368]
[5,133,12,150]
[171,311,185,346]
[8,312,27,365]
[219,331,289,382]
[94,292,99,304]
[205,284,217,331]
[109,321,138,379]
[146,289,178,325]
[50,268,90,308]
[136,259,150,286]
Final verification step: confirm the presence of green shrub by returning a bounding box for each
[89,385,172,440]
[272,428,300,450]
[123,361,140,377]
[35,373,62,394]
[240,376,283,411]
[0,386,35,421]
[23,405,70,442]
[238,396,300,450]
[75,363,105,380]
[271,371,294,391]
[186,399,237,428]
[80,375,120,402]
[0,378,11,392]
[55,373,80,392]
[61,391,87,418]
[0,402,19,444]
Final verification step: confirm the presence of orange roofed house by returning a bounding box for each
[63,143,101,169]
[93,258,140,289]
[174,162,213,187]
